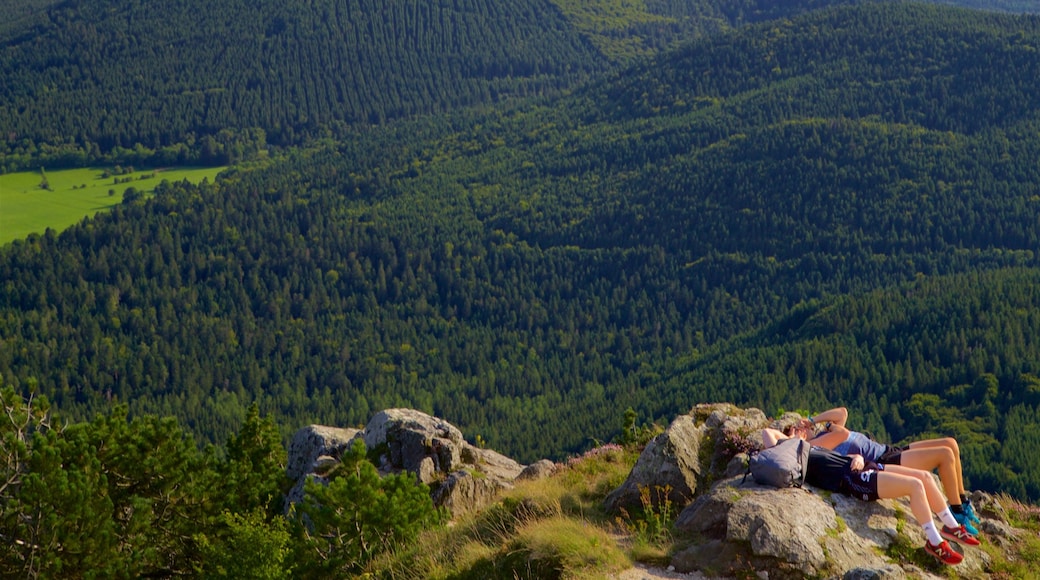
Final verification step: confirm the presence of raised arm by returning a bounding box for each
[761,428,789,449]
[810,407,848,427]
[807,422,851,450]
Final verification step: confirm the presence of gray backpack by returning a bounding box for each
[744,437,811,488]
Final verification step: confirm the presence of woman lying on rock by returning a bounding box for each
[790,406,981,535]
[762,427,978,566]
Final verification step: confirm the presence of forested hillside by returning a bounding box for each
[3,1,1040,500]
[0,0,796,171]
[653,268,1040,500]
[0,0,604,169]
[931,0,1040,12]
[6,0,1018,172]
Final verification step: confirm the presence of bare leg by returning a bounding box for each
[906,438,964,499]
[898,446,960,504]
[876,471,932,525]
[882,464,948,513]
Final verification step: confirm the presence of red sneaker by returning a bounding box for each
[925,540,963,565]
[941,524,981,546]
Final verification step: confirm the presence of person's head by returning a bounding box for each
[783,423,811,440]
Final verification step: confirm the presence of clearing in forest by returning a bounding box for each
[0,166,225,245]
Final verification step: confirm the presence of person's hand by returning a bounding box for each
[849,454,865,472]
[798,418,814,430]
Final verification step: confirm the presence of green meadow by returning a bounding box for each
[0,166,225,245]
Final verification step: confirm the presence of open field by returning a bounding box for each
[0,166,225,245]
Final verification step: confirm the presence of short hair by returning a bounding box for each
[782,424,799,437]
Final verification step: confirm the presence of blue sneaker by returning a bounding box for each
[963,500,982,526]
[954,511,980,536]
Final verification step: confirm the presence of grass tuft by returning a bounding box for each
[498,516,630,579]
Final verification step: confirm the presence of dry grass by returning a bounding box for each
[365,444,644,579]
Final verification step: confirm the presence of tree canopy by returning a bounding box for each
[2,1,1040,501]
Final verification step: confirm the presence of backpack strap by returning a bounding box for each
[794,440,810,488]
[741,449,758,484]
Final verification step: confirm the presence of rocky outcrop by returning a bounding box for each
[604,413,706,514]
[364,408,468,479]
[286,408,531,516]
[673,476,897,578]
[611,404,1004,579]
[286,425,363,481]
[672,473,999,578]
[430,470,512,516]
[604,403,767,516]
[284,425,363,507]
[284,404,1020,578]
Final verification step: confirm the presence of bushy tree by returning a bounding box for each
[1,379,60,578]
[1,381,448,576]
[0,378,227,578]
[291,439,444,577]
[219,403,288,516]
[195,508,295,579]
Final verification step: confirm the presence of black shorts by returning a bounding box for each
[877,445,908,465]
[841,468,881,501]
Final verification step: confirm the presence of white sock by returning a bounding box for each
[937,507,959,529]
[922,520,943,546]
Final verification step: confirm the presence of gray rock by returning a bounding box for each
[285,408,537,518]
[364,409,465,476]
[517,459,557,481]
[674,477,901,577]
[843,566,906,579]
[363,408,465,451]
[431,469,511,516]
[670,539,747,576]
[725,485,833,572]
[286,425,362,481]
[284,473,329,509]
[417,456,437,485]
[465,445,525,481]
[604,414,706,515]
[674,479,743,536]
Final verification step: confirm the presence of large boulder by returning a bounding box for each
[604,403,769,516]
[286,425,362,481]
[517,459,557,481]
[603,414,706,515]
[658,405,995,578]
[364,408,467,477]
[284,425,363,509]
[286,409,530,517]
[431,470,512,516]
[673,476,903,578]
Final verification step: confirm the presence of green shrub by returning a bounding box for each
[291,439,445,577]
[196,509,294,579]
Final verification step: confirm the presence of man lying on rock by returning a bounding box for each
[790,406,981,535]
[762,427,979,566]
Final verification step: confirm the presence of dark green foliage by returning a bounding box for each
[0,380,53,577]
[3,1,1040,504]
[221,403,290,517]
[37,167,50,190]
[929,0,1040,13]
[617,407,659,448]
[653,269,1040,497]
[0,382,442,577]
[0,0,607,170]
[291,439,443,577]
[196,509,296,579]
[0,398,217,577]
[8,0,1014,172]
